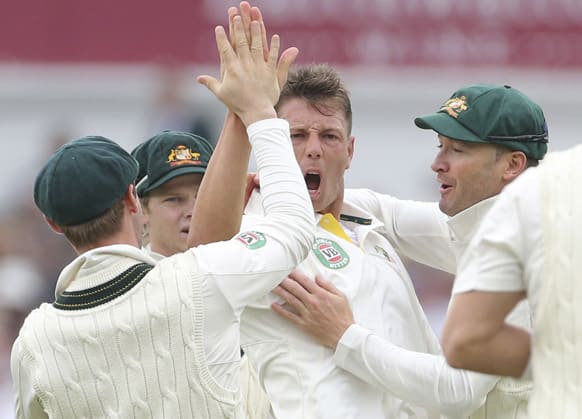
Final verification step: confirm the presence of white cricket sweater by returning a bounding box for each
[533,144,582,418]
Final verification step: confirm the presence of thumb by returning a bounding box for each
[277,47,299,89]
[196,75,221,96]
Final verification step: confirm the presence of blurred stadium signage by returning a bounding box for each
[2,0,581,67]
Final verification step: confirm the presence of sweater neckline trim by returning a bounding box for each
[53,263,153,311]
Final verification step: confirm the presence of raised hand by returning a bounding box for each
[197,17,280,126]
[228,2,298,94]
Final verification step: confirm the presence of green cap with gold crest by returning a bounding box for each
[414,84,548,160]
[132,130,214,197]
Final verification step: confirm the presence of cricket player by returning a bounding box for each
[273,84,548,418]
[10,15,312,418]
[443,143,582,419]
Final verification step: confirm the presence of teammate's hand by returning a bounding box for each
[271,270,355,349]
[197,17,280,126]
[228,2,298,94]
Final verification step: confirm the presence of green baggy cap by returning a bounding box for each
[131,130,214,197]
[415,84,548,160]
[34,136,139,226]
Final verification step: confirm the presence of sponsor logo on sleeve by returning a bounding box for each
[235,231,267,249]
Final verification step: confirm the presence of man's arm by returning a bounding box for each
[189,2,297,247]
[442,290,530,377]
[345,189,456,273]
[441,170,539,378]
[187,110,250,246]
[188,8,313,310]
[11,338,49,419]
[271,271,501,417]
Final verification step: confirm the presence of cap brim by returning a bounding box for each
[414,112,483,143]
[139,165,207,196]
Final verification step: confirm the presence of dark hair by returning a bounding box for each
[60,199,126,249]
[276,64,353,135]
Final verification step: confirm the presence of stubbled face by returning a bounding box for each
[278,98,354,218]
[431,135,508,216]
[142,173,203,256]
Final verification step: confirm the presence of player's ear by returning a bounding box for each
[125,184,141,215]
[345,136,355,170]
[503,151,528,182]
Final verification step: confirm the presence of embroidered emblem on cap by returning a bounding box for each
[313,237,350,269]
[236,231,267,249]
[439,96,468,118]
[167,145,202,166]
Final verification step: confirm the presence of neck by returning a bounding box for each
[74,218,141,255]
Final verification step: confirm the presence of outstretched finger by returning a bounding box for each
[251,6,269,61]
[273,284,307,313]
[267,34,281,71]
[227,6,238,47]
[196,75,220,96]
[239,1,252,45]
[250,20,263,60]
[287,269,319,295]
[314,274,344,296]
[277,46,299,89]
[271,302,303,326]
[232,16,251,62]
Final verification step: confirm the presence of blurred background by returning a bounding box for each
[1,0,581,416]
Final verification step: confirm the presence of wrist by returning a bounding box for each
[239,107,277,127]
[332,321,354,349]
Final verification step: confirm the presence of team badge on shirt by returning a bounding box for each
[313,238,349,269]
[235,231,266,249]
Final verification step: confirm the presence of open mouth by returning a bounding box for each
[181,227,190,235]
[440,183,453,193]
[305,172,321,192]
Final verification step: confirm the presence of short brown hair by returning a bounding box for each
[60,199,126,249]
[276,64,353,135]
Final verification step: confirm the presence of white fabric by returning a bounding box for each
[239,355,271,419]
[454,144,582,419]
[10,118,315,419]
[242,194,442,419]
[452,171,543,302]
[338,188,533,418]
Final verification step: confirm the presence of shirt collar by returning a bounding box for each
[55,244,157,297]
[447,195,498,243]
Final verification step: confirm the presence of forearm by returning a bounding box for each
[249,119,314,262]
[443,291,529,377]
[334,324,496,417]
[445,323,531,377]
[189,110,250,247]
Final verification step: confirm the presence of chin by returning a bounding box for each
[439,202,453,217]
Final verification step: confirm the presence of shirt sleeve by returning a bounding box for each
[452,170,541,295]
[345,188,456,273]
[192,118,315,314]
[334,324,498,418]
[11,337,49,419]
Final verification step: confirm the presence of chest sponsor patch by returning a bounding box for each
[235,231,266,249]
[313,237,350,269]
